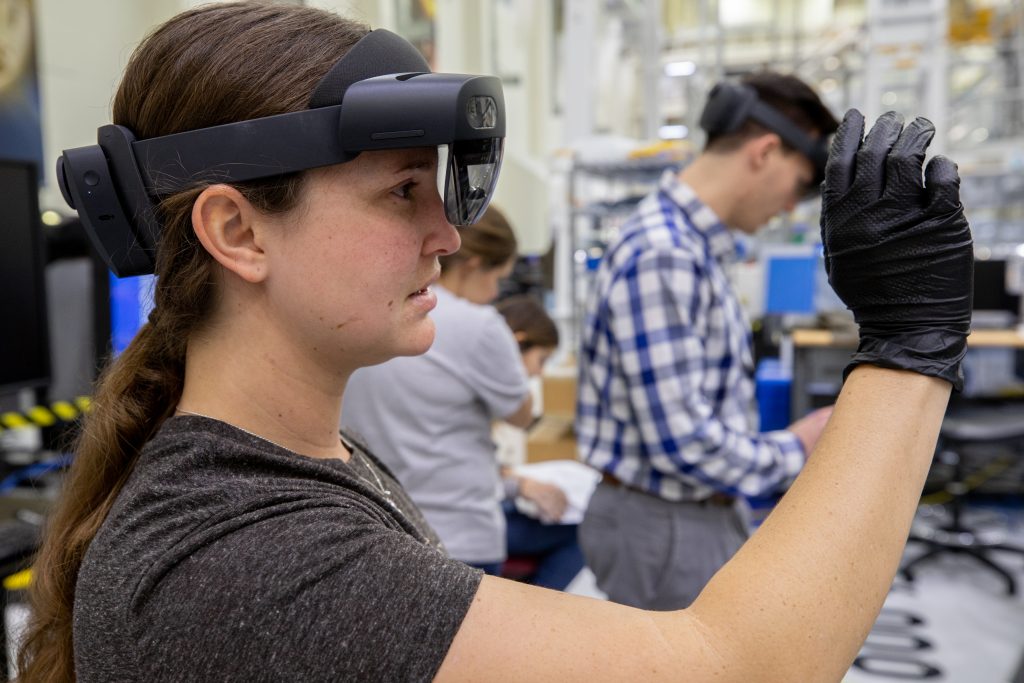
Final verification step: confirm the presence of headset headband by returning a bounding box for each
[57,29,505,277]
[699,81,829,193]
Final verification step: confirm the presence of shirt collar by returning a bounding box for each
[658,170,737,262]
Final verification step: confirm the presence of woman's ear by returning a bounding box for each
[191,185,268,283]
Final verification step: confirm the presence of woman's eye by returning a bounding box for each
[393,181,417,200]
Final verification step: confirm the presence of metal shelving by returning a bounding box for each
[555,157,687,351]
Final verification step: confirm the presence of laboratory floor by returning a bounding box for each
[848,503,1024,683]
[565,503,1024,682]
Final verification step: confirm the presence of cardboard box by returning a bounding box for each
[526,415,577,463]
[541,369,577,420]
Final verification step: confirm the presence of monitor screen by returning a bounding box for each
[973,259,1020,314]
[109,272,155,355]
[0,159,50,392]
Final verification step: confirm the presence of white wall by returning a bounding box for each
[306,0,396,30]
[34,0,182,210]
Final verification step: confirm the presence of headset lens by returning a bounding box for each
[440,138,503,226]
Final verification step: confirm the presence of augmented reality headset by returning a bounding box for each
[57,29,506,277]
[699,81,828,195]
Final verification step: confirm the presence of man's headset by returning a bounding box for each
[57,29,506,277]
[699,81,828,194]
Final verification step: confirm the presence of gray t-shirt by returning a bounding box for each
[342,286,529,564]
[73,415,482,682]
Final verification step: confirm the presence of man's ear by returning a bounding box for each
[191,185,268,283]
[746,133,783,173]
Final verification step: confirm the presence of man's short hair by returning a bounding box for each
[704,71,839,154]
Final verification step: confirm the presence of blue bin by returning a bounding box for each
[755,358,791,432]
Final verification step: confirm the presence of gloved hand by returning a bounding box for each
[821,110,974,390]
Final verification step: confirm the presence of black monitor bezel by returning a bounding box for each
[0,158,51,393]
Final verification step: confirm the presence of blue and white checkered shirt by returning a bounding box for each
[576,171,805,502]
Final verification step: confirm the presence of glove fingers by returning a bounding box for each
[884,117,935,196]
[854,111,904,197]
[924,155,962,214]
[824,109,865,195]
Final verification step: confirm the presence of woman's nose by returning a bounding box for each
[427,214,461,256]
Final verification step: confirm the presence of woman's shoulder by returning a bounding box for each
[76,422,474,682]
[96,417,399,557]
[80,418,420,609]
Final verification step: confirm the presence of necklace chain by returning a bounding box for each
[175,409,398,508]
[354,452,394,501]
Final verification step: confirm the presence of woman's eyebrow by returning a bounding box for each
[391,151,437,175]
[395,160,433,174]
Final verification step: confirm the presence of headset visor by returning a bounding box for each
[440,138,504,226]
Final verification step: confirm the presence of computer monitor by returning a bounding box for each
[973,258,1020,320]
[109,273,155,355]
[0,159,50,393]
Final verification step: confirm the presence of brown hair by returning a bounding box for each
[705,71,839,153]
[440,204,518,271]
[496,295,559,352]
[17,4,368,681]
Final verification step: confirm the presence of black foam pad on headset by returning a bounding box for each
[309,29,431,109]
[699,82,757,135]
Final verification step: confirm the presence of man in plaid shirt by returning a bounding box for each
[577,72,838,610]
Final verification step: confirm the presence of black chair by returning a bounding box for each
[901,403,1024,594]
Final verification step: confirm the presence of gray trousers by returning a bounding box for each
[579,481,750,611]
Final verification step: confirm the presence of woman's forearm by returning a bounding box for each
[676,366,950,682]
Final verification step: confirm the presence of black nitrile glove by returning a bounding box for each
[821,110,974,390]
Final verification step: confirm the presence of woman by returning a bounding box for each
[342,207,571,577]
[19,3,973,682]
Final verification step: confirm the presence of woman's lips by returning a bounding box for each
[407,286,437,311]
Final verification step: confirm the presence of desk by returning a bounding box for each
[789,328,1024,419]
[792,328,1024,349]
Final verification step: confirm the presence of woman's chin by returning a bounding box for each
[356,321,436,367]
[396,322,437,358]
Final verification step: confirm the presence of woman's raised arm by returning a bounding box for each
[437,110,972,683]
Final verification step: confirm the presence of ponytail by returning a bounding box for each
[16,320,186,683]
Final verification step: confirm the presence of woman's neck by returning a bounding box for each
[177,322,351,462]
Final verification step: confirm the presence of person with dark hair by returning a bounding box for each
[704,71,841,157]
[495,294,560,375]
[342,206,570,578]
[576,71,841,610]
[17,2,975,680]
